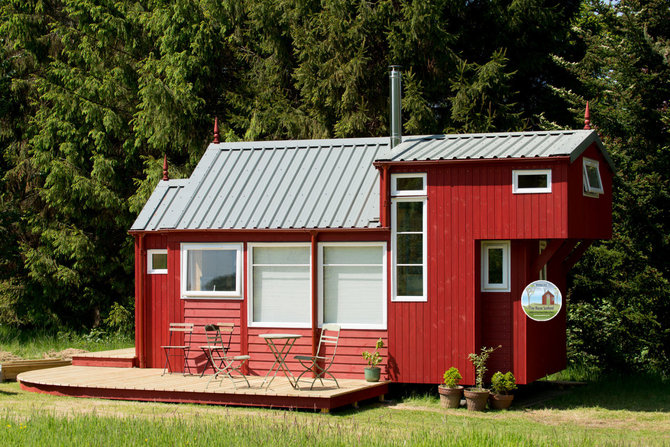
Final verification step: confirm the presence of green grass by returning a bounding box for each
[1,331,667,445]
[1,375,669,446]
[542,363,603,382]
[0,326,133,358]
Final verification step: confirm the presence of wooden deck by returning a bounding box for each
[18,365,388,411]
[72,348,137,368]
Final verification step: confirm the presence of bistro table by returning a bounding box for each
[259,333,303,389]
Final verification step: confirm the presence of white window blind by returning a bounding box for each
[250,245,310,326]
[321,244,386,328]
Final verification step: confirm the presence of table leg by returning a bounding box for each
[261,338,299,389]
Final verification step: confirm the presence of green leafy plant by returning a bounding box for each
[362,338,384,368]
[468,345,500,391]
[442,367,462,388]
[491,371,517,395]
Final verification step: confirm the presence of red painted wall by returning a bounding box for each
[388,160,569,385]
[138,231,389,379]
[135,152,611,385]
[568,144,613,239]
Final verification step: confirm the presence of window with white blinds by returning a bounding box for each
[319,243,386,329]
[249,244,311,327]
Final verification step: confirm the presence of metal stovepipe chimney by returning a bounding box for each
[389,66,402,149]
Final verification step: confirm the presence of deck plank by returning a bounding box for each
[17,366,387,410]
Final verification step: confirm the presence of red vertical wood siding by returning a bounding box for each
[387,161,570,385]
[568,144,613,239]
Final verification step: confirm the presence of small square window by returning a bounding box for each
[147,249,168,274]
[481,241,510,292]
[583,158,604,196]
[513,170,552,194]
[391,173,426,196]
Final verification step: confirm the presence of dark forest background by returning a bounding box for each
[1,0,668,375]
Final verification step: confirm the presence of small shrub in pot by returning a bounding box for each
[489,371,516,410]
[438,367,463,408]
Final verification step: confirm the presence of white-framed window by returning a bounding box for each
[248,243,311,328]
[481,241,510,292]
[391,173,427,302]
[391,172,427,196]
[538,240,547,281]
[147,249,168,274]
[180,243,242,299]
[512,169,552,194]
[318,242,387,330]
[583,158,604,197]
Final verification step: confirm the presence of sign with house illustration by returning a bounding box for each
[522,280,563,322]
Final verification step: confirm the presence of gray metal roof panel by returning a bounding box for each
[130,179,189,231]
[385,130,610,165]
[139,137,389,231]
[132,131,611,232]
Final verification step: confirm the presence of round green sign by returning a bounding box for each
[521,280,562,322]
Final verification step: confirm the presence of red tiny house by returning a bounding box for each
[131,130,613,387]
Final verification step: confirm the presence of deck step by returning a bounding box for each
[1,359,72,382]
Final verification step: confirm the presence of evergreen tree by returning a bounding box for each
[553,0,670,374]
[0,0,598,338]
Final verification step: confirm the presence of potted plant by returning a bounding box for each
[438,367,463,408]
[362,338,384,382]
[489,371,516,410]
[464,345,500,411]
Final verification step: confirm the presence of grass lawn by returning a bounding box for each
[0,327,133,360]
[1,375,668,446]
[1,332,667,445]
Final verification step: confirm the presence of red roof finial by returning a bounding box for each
[162,154,169,181]
[213,117,220,144]
[584,101,591,130]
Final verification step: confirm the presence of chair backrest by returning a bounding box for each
[168,322,193,345]
[317,324,341,360]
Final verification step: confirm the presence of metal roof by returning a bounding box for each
[131,137,388,231]
[132,179,189,232]
[381,129,613,168]
[131,130,611,232]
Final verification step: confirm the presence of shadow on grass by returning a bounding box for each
[521,374,670,412]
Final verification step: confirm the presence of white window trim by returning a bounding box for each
[538,240,547,281]
[391,196,428,302]
[583,158,604,197]
[180,242,243,299]
[512,169,552,194]
[147,249,168,274]
[318,242,387,330]
[481,241,510,292]
[391,172,427,196]
[247,243,312,328]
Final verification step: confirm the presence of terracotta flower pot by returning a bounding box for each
[438,385,463,408]
[364,366,381,382]
[464,389,489,411]
[489,393,514,410]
